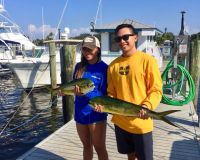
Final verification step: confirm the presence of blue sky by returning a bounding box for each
[2,0,200,39]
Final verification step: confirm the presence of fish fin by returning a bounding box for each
[43,85,59,96]
[43,85,52,92]
[157,110,180,127]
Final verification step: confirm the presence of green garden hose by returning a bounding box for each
[161,60,195,106]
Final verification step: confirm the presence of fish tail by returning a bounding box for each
[156,111,197,135]
[44,85,51,91]
[43,85,58,96]
[157,110,180,127]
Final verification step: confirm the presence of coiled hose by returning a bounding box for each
[161,60,196,106]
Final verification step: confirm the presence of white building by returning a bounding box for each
[93,19,163,67]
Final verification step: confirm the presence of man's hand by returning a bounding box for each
[138,105,149,119]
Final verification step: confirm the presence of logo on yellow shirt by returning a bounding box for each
[119,65,130,75]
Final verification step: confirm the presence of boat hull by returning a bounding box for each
[8,59,61,89]
[7,53,120,89]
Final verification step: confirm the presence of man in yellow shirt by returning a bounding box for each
[107,24,163,160]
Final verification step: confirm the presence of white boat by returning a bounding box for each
[0,2,50,88]
[0,2,44,62]
[7,45,120,89]
[0,3,35,49]
[6,38,162,89]
[7,51,61,89]
[6,36,162,89]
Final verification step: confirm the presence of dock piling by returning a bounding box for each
[60,44,76,123]
[45,39,82,123]
[49,42,58,107]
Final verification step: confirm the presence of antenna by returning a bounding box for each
[0,0,5,12]
[90,22,95,36]
[94,0,102,25]
[42,7,45,40]
[91,0,102,35]
[1,0,4,6]
[54,0,69,39]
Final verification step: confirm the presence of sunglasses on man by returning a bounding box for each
[115,34,135,43]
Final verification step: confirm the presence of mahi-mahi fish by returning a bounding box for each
[89,96,180,127]
[46,78,95,95]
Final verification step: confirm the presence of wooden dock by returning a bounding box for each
[17,102,200,160]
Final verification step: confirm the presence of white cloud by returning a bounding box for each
[185,24,200,35]
[189,27,200,34]
[28,24,37,33]
[70,27,90,37]
[27,24,91,39]
[27,24,57,39]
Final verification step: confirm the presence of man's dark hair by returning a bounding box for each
[115,24,137,35]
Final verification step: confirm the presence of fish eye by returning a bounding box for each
[88,83,94,87]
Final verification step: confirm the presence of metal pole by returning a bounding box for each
[58,29,61,40]
[179,11,186,35]
[172,40,179,99]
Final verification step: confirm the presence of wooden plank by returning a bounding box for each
[153,102,200,160]
[17,102,200,160]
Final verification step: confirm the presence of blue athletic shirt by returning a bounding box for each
[73,61,108,124]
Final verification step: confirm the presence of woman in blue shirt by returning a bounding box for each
[73,36,108,160]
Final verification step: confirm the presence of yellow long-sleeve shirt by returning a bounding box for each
[107,51,163,134]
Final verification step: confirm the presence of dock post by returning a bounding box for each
[60,44,76,123]
[190,36,200,126]
[49,42,58,107]
[190,39,200,109]
[44,39,82,123]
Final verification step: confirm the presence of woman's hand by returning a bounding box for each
[57,90,65,96]
[94,104,104,112]
[73,85,84,96]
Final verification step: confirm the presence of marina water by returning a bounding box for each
[0,74,64,160]
[0,73,200,160]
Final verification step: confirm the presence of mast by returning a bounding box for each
[42,7,44,40]
[54,0,69,39]
[94,0,102,25]
[1,0,4,6]
[91,0,102,35]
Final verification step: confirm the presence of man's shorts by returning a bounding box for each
[114,125,153,160]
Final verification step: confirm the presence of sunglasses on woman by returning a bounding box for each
[115,34,135,43]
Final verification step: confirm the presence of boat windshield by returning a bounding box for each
[0,26,20,33]
[0,27,10,33]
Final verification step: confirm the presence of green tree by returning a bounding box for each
[45,32,54,40]
[33,39,43,46]
[163,32,174,41]
[32,32,54,45]
[191,32,200,41]
[154,32,174,46]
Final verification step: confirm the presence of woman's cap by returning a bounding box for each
[82,36,100,50]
